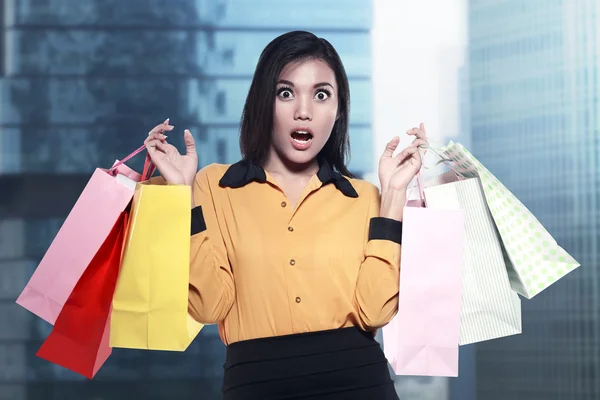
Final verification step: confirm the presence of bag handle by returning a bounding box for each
[411,139,469,180]
[141,152,156,181]
[107,144,156,180]
[405,139,473,208]
[107,145,145,175]
[405,168,426,207]
[403,140,435,208]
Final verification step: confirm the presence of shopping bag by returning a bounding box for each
[383,177,466,377]
[110,180,203,351]
[16,145,152,324]
[438,142,579,299]
[424,173,522,344]
[36,211,128,379]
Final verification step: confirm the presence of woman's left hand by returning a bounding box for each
[378,123,429,193]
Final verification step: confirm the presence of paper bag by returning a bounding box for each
[383,181,465,377]
[36,211,128,378]
[110,181,203,351]
[424,174,522,344]
[16,145,150,324]
[439,142,580,298]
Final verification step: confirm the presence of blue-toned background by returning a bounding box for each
[1,0,598,399]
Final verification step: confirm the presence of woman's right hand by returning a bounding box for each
[144,119,198,186]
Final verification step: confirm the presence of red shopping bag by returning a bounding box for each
[36,211,129,379]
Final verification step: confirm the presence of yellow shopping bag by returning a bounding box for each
[110,179,203,351]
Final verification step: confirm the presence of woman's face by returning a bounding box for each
[270,59,339,167]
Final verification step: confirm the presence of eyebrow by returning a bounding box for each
[277,79,335,90]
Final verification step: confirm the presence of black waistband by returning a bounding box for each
[221,327,398,399]
[224,327,378,369]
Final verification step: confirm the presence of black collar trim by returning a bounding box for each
[219,157,359,198]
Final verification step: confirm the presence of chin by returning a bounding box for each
[282,148,320,166]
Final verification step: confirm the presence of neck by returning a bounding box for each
[262,150,320,180]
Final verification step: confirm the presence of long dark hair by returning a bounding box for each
[239,31,355,178]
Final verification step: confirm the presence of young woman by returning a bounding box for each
[144,31,428,400]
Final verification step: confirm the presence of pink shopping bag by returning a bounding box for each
[383,175,466,377]
[16,145,155,324]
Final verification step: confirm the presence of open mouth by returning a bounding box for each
[291,130,313,144]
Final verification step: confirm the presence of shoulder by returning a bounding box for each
[345,176,380,199]
[193,163,232,186]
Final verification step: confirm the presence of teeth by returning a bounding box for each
[293,137,311,144]
[291,130,312,145]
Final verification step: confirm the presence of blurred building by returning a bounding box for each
[468,0,599,399]
[0,0,375,399]
[455,63,471,150]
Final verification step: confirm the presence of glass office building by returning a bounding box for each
[468,0,599,399]
[0,0,375,398]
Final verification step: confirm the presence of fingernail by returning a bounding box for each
[165,118,170,123]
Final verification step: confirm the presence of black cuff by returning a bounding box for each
[368,217,402,245]
[191,206,207,236]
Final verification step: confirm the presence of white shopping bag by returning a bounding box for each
[424,174,522,345]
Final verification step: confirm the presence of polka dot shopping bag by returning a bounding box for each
[435,141,580,299]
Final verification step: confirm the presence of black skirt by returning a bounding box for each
[222,327,399,400]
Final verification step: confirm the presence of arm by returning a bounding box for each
[353,184,405,330]
[188,167,235,324]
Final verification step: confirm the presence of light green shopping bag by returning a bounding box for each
[426,141,580,299]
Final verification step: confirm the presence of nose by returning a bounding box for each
[294,97,312,121]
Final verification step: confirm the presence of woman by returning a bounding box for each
[144,31,428,400]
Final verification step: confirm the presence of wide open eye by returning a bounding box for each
[315,89,331,101]
[277,86,294,100]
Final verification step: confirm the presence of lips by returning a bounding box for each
[290,128,313,142]
[289,127,313,150]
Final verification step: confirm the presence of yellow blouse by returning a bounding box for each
[188,158,403,345]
